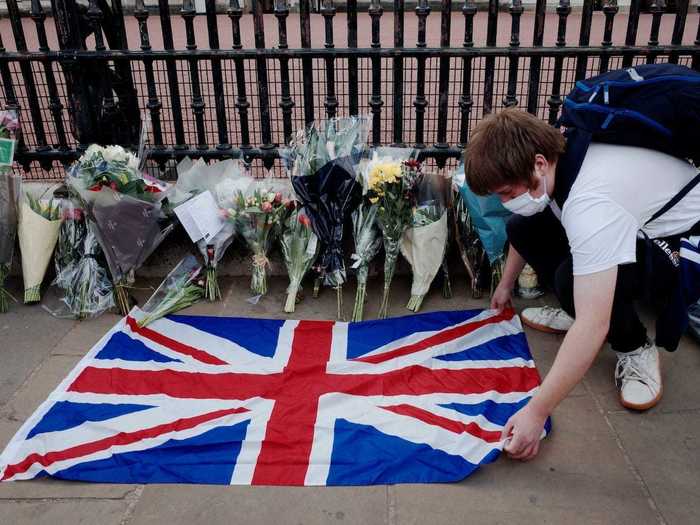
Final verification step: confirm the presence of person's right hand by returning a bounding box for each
[490,282,513,312]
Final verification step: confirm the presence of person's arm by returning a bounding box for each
[502,266,617,460]
[491,245,527,310]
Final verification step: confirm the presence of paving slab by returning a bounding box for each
[0,476,136,501]
[0,498,132,525]
[0,278,76,407]
[129,485,388,525]
[393,395,660,525]
[608,411,700,525]
[0,354,82,422]
[585,333,700,415]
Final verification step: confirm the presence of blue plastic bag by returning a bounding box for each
[453,162,511,264]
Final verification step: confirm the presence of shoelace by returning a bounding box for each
[538,305,566,321]
[615,352,659,390]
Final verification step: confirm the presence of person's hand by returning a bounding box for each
[501,403,548,461]
[490,282,513,312]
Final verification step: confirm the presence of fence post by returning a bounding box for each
[51,0,96,151]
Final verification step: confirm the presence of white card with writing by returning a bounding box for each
[174,190,225,243]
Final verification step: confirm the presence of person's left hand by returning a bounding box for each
[501,403,549,461]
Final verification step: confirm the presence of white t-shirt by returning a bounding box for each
[559,143,700,276]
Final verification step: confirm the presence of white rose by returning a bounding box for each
[102,145,128,163]
[266,192,276,203]
[127,154,140,170]
[84,144,103,160]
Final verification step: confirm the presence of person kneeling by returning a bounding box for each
[466,109,700,460]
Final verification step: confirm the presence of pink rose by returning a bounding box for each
[274,192,283,204]
[261,201,273,213]
[1,112,19,132]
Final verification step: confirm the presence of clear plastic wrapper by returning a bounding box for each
[50,200,114,319]
[280,206,319,313]
[361,147,422,319]
[175,157,250,301]
[224,182,293,296]
[18,186,62,303]
[350,202,382,321]
[285,116,369,319]
[0,110,20,312]
[0,171,20,313]
[138,255,205,328]
[400,173,449,312]
[67,145,174,315]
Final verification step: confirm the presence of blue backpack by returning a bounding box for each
[559,63,700,166]
[555,63,700,350]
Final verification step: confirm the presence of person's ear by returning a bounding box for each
[533,154,549,177]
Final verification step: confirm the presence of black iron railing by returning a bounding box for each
[0,0,698,179]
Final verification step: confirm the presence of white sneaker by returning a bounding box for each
[615,342,663,411]
[520,306,574,334]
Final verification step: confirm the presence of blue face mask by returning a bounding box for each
[501,175,550,216]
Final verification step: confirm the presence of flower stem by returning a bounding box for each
[284,284,299,313]
[114,283,130,316]
[442,260,452,299]
[205,266,221,302]
[352,281,367,322]
[250,263,268,296]
[406,294,425,312]
[378,255,397,319]
[336,285,344,321]
[24,285,41,304]
[0,265,10,313]
[313,276,322,298]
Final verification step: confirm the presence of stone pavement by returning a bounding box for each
[0,275,698,525]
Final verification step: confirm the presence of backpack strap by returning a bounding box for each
[552,128,592,209]
[645,170,700,226]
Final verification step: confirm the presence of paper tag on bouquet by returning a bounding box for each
[0,138,16,166]
[174,190,225,243]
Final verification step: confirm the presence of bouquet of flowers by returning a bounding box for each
[350,201,382,321]
[175,158,251,301]
[224,182,291,296]
[0,111,20,313]
[453,189,485,298]
[51,199,115,319]
[137,255,205,328]
[286,116,368,319]
[453,161,511,296]
[280,205,319,313]
[18,187,62,303]
[362,148,422,319]
[400,173,449,312]
[67,144,174,315]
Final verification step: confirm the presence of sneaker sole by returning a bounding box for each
[619,385,663,411]
[521,317,569,335]
[619,360,663,412]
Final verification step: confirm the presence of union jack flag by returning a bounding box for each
[0,308,549,485]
